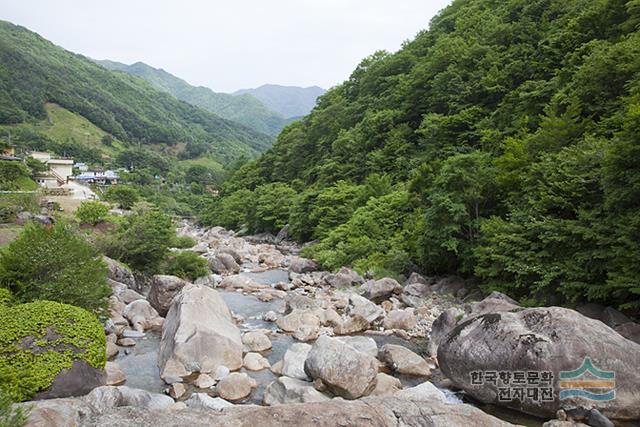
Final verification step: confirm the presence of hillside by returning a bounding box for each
[97,60,289,137]
[205,0,640,312]
[233,84,325,118]
[0,20,272,162]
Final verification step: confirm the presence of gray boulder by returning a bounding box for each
[379,344,432,377]
[304,336,378,399]
[324,267,364,288]
[281,343,312,381]
[147,275,188,316]
[438,306,640,421]
[158,284,242,383]
[263,376,330,405]
[361,278,402,303]
[346,293,384,323]
[103,256,136,289]
[288,256,318,274]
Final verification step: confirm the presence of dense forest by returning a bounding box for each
[0,20,272,162]
[97,60,291,137]
[203,0,640,312]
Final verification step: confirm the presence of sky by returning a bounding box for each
[0,0,452,93]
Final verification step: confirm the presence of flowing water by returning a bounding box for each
[114,269,544,425]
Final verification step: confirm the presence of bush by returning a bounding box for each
[0,390,27,427]
[102,204,175,271]
[171,235,196,249]
[75,201,110,225]
[0,222,110,314]
[104,186,139,210]
[0,300,105,402]
[162,251,208,281]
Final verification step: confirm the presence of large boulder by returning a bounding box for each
[122,300,162,332]
[361,278,402,303]
[346,293,384,323]
[103,256,136,289]
[615,322,640,345]
[400,282,432,307]
[0,301,106,401]
[276,309,320,333]
[281,343,312,381]
[185,393,234,411]
[242,331,272,352]
[383,308,418,330]
[438,306,640,421]
[304,336,378,399]
[379,344,431,377]
[263,376,330,405]
[432,276,467,297]
[427,294,519,357]
[335,336,378,358]
[209,253,241,275]
[84,386,174,412]
[147,275,189,316]
[75,395,517,427]
[324,267,364,288]
[288,256,318,274]
[158,284,242,383]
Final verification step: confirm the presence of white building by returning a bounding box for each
[30,151,74,188]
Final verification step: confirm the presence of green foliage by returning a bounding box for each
[75,201,109,225]
[102,204,175,271]
[162,251,208,281]
[0,222,109,314]
[104,185,139,210]
[171,235,197,249]
[0,20,272,162]
[0,300,105,402]
[202,0,640,311]
[97,60,290,137]
[0,162,32,191]
[0,193,38,224]
[0,390,28,427]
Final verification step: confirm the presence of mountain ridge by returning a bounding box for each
[233,84,326,118]
[96,60,290,137]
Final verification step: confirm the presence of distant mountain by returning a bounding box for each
[233,84,325,118]
[0,20,272,162]
[97,60,289,137]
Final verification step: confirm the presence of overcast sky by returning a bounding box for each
[0,0,451,93]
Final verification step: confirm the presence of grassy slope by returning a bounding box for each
[0,20,273,162]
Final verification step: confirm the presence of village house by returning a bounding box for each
[74,169,119,185]
[30,151,74,188]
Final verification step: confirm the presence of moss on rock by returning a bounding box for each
[0,300,106,401]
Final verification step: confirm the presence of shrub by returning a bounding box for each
[162,251,208,281]
[104,186,139,210]
[75,201,110,225]
[0,222,110,314]
[171,235,196,249]
[0,300,106,402]
[0,390,27,427]
[102,204,175,271]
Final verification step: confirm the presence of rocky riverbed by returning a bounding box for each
[21,221,640,427]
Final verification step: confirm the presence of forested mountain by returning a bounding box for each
[205,0,640,312]
[97,60,289,137]
[0,20,272,162]
[233,84,325,118]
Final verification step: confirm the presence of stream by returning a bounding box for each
[116,269,545,426]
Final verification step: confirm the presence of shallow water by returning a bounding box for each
[115,331,165,394]
[114,269,541,425]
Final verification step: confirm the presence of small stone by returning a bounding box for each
[216,372,257,401]
[121,329,146,338]
[169,383,186,399]
[243,352,271,371]
[105,362,126,386]
[213,365,230,381]
[194,373,215,389]
[116,338,136,347]
[242,331,272,352]
[263,311,278,322]
[271,360,283,375]
[106,342,119,360]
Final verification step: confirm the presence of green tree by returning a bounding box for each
[75,201,109,225]
[103,204,175,271]
[162,251,208,281]
[0,222,110,313]
[104,186,139,210]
